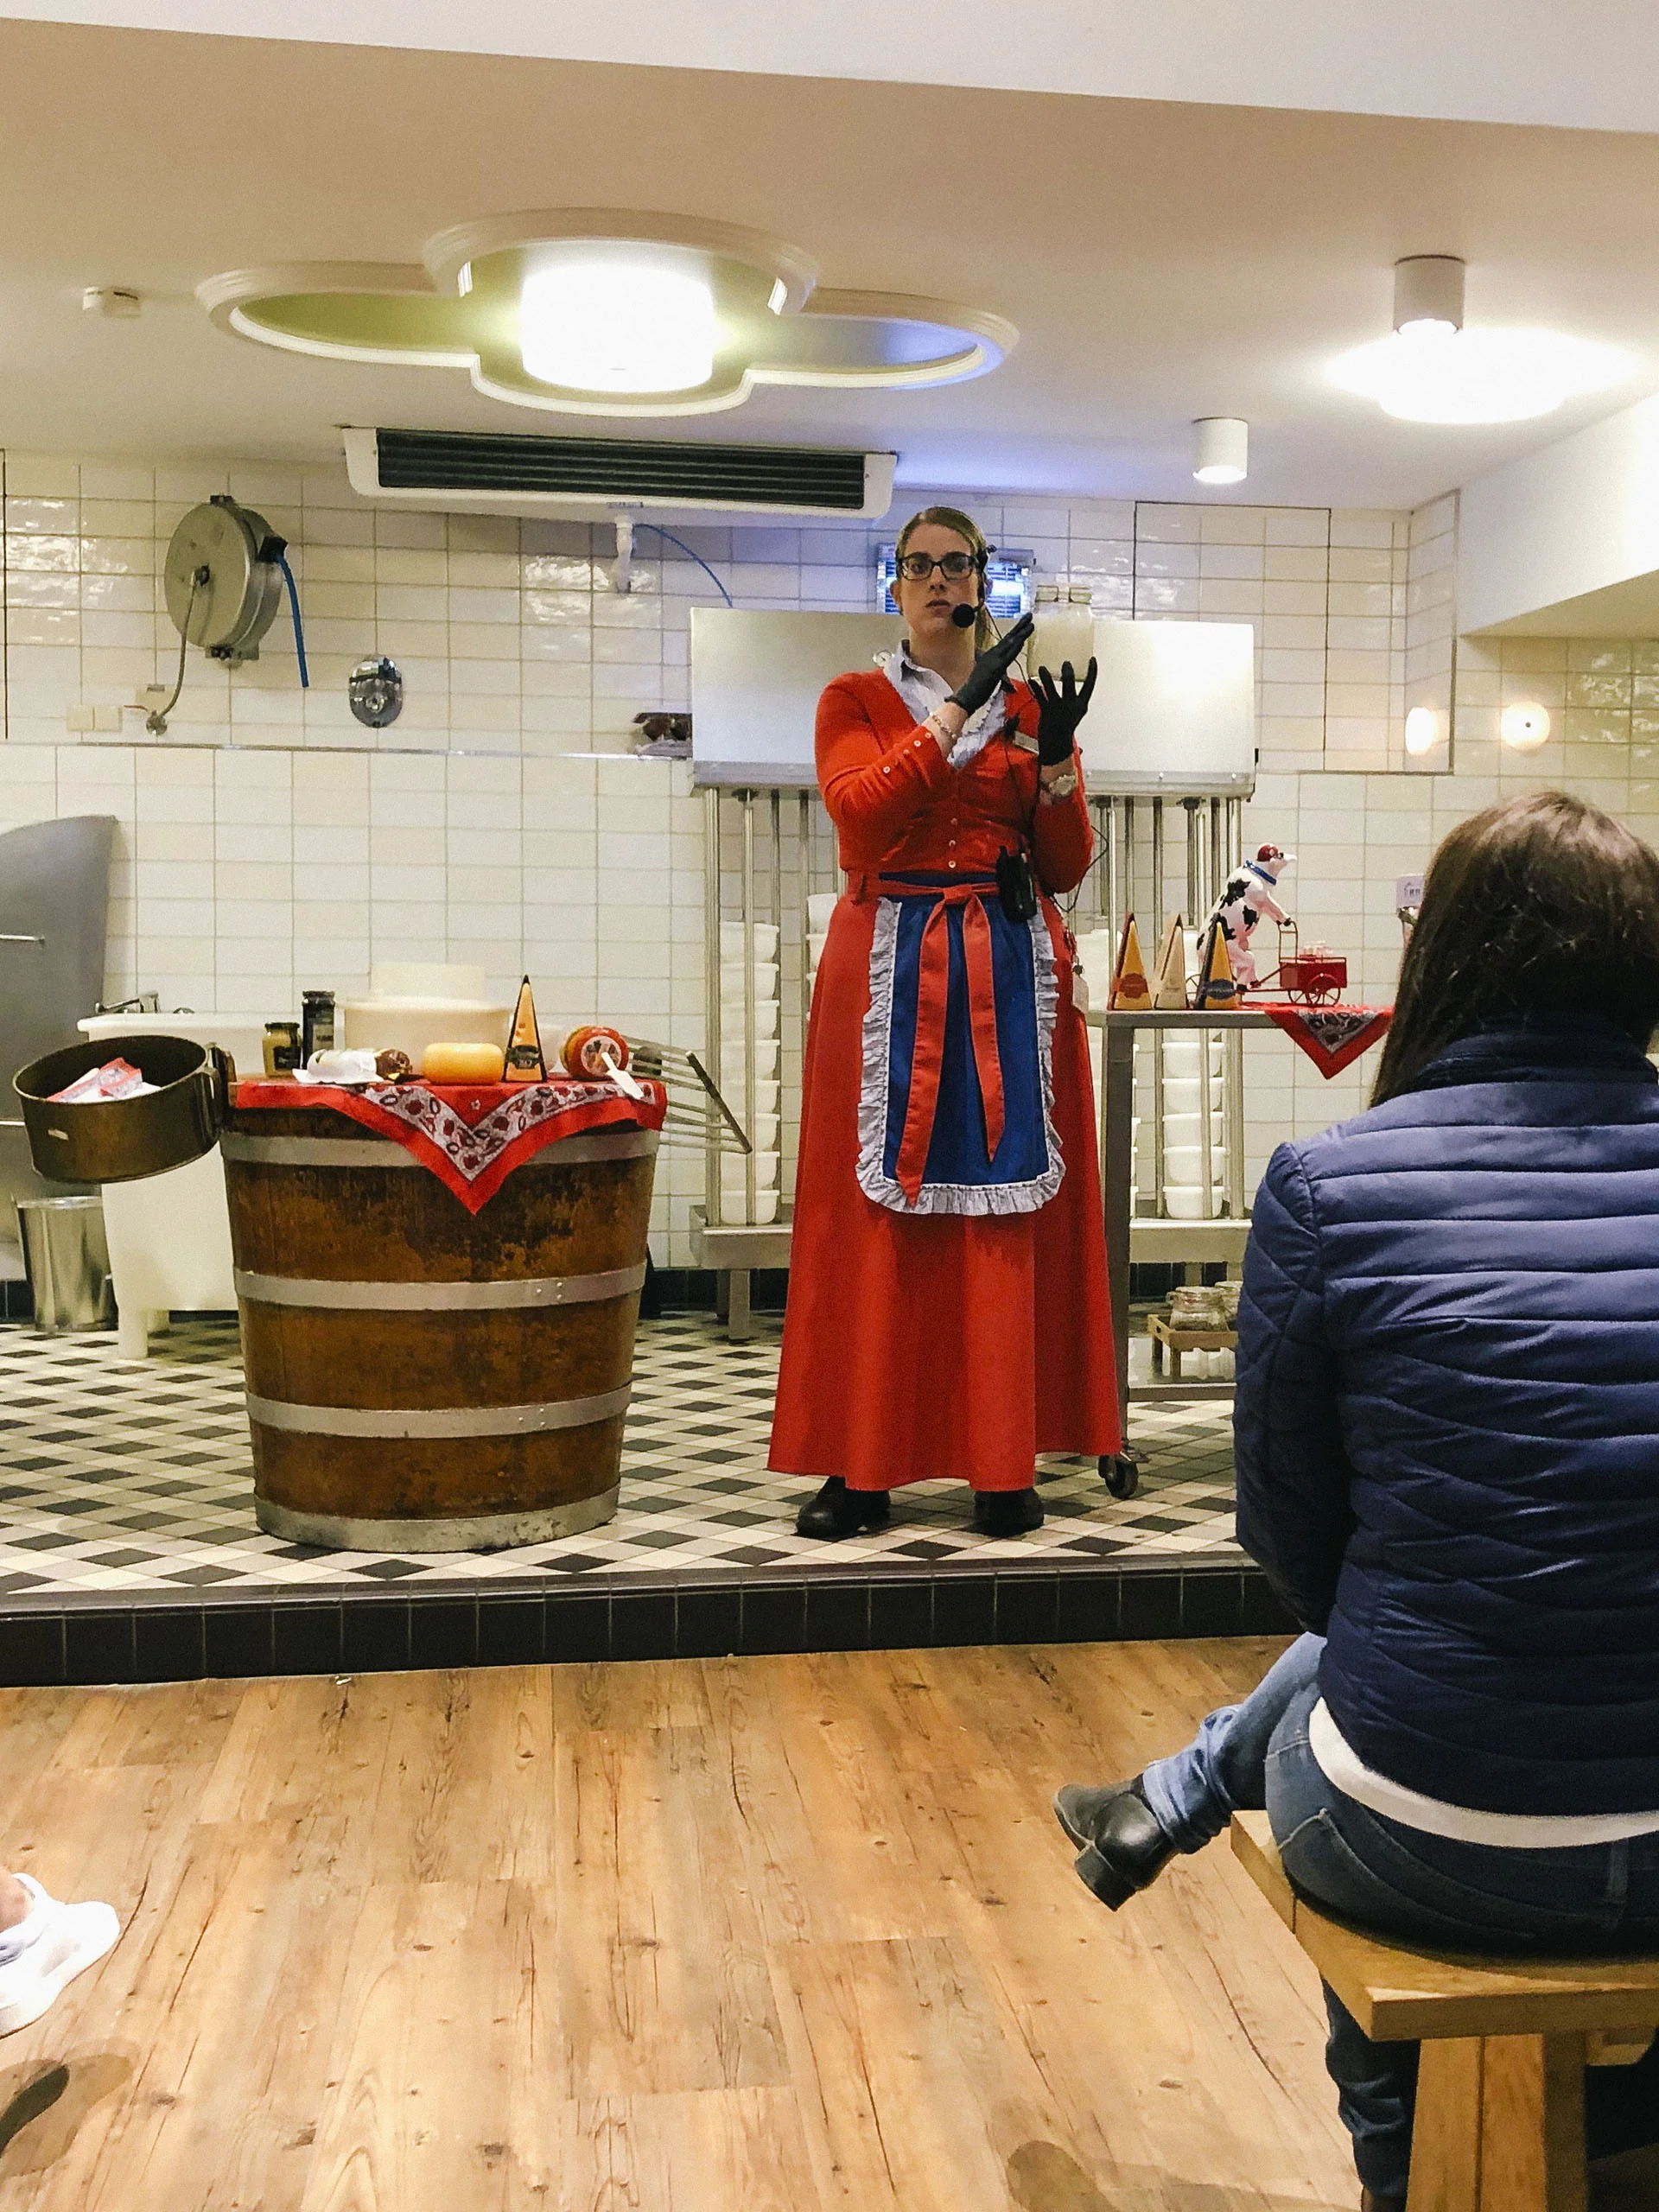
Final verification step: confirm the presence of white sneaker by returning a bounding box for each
[0,1877,119,2035]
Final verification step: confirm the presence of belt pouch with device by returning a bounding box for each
[995,846,1039,923]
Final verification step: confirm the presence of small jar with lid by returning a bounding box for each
[262,1020,302,1077]
[301,989,336,1062]
[1170,1284,1228,1330]
[1027,585,1096,690]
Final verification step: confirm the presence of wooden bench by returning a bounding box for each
[1230,1810,1659,2210]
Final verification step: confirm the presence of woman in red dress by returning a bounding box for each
[769,506,1120,1537]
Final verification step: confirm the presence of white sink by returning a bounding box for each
[78,1010,281,1357]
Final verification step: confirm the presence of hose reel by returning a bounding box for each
[148,494,308,734]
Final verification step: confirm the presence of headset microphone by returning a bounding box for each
[950,603,978,629]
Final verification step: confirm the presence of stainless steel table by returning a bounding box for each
[1091,1008,1275,1493]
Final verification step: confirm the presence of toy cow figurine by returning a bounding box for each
[1205,845,1294,988]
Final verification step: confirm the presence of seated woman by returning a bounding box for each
[1055,791,1659,2211]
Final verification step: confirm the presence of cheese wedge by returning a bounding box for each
[503,975,546,1084]
[1193,920,1240,1010]
[1152,914,1189,1009]
[1109,912,1153,1009]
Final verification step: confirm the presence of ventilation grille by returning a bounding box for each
[368,429,877,512]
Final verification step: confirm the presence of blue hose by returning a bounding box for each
[634,523,734,607]
[277,554,309,687]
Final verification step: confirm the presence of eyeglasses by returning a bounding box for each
[895,549,982,582]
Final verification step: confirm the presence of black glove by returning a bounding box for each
[949,612,1034,716]
[1033,658,1098,766]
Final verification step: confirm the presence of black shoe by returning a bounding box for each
[796,1478,891,1540]
[972,1487,1044,1536]
[1359,2195,1406,2212]
[1052,1776,1178,1910]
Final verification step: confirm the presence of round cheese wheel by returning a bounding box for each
[562,1025,629,1078]
[421,1040,505,1084]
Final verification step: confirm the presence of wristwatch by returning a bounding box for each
[1040,769,1079,801]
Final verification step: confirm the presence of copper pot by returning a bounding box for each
[14,1033,232,1184]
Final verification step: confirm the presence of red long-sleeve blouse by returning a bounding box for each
[814,669,1092,891]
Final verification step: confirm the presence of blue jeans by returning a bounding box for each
[1142,1632,1659,2198]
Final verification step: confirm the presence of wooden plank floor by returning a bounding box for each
[0,1637,1357,2210]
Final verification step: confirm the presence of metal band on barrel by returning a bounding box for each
[244,1383,633,1439]
[219,1128,659,1169]
[234,1262,645,1311]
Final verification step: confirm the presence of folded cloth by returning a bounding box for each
[235,1075,667,1211]
[1263,1002,1393,1079]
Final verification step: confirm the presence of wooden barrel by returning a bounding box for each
[220,1102,658,1551]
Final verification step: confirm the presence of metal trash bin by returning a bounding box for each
[14,1196,112,1332]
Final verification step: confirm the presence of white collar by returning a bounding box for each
[880,643,1010,766]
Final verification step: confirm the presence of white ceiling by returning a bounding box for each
[7,0,1659,133]
[5,19,1659,507]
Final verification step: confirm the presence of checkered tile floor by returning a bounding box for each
[0,1313,1238,1598]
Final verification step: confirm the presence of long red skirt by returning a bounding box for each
[768,891,1121,1493]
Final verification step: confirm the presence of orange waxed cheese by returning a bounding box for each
[422,1041,505,1083]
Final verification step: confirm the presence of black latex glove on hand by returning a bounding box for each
[949,612,1034,717]
[1034,657,1098,766]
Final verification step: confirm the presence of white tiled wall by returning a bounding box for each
[1231,620,1659,1188]
[2,456,1433,771]
[0,738,710,1259]
[3,447,1649,1257]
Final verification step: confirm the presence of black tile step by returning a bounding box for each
[0,1560,1296,1687]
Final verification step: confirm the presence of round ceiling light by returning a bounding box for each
[198,209,1018,420]
[1331,255,1627,425]
[1332,324,1626,424]
[520,256,716,394]
[1500,701,1552,752]
[1192,416,1248,486]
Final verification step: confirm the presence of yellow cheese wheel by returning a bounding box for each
[421,1040,505,1083]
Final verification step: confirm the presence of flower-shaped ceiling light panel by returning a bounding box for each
[199,210,1018,419]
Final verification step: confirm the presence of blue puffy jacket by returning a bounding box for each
[1235,1017,1659,1817]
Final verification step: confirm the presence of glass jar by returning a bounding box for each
[1169,1285,1227,1330]
[1027,585,1096,690]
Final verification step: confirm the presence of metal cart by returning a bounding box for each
[1092,1007,1275,1496]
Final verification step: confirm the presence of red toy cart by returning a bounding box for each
[1271,920,1347,1005]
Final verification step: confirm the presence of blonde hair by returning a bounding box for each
[894,505,995,652]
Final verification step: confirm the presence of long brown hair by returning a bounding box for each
[894,505,995,652]
[1371,791,1659,1104]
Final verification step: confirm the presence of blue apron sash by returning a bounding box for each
[853,870,1065,1217]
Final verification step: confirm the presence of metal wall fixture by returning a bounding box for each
[348,658,404,728]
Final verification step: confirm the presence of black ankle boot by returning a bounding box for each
[796,1478,891,1540]
[972,1486,1044,1536]
[1052,1777,1177,1909]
